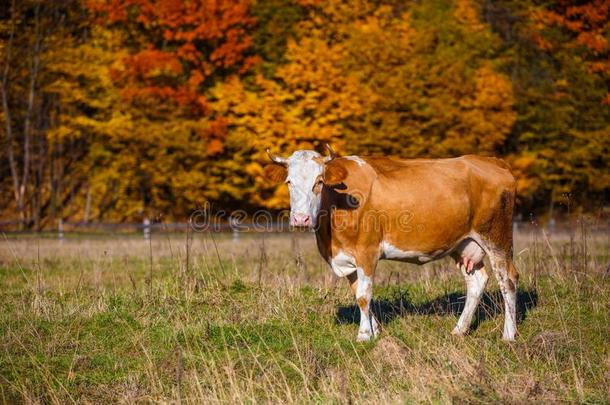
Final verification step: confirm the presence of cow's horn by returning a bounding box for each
[325,144,337,160]
[266,148,288,165]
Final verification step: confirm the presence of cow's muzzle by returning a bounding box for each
[290,213,311,227]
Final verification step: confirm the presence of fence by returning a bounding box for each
[1,217,609,240]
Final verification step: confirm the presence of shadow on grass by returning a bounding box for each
[336,288,538,329]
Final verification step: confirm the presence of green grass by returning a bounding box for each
[0,231,608,403]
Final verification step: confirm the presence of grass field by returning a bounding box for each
[1,226,609,404]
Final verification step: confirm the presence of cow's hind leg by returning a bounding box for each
[486,248,519,341]
[476,187,519,340]
[452,261,489,336]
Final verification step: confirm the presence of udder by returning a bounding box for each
[454,239,486,274]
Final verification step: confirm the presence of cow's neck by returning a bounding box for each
[314,189,333,262]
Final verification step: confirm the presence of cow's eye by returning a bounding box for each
[285,180,291,185]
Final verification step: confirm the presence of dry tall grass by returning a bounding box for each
[0,224,608,403]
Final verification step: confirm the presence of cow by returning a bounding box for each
[264,145,519,342]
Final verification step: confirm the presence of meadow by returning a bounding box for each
[0,224,608,404]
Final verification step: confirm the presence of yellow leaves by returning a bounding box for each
[265,184,290,210]
[470,64,516,151]
[84,0,523,218]
[244,162,263,178]
[328,1,517,158]
[47,126,75,143]
[443,64,517,154]
[507,153,542,197]
[474,65,513,110]
[3,0,606,224]
[454,0,485,31]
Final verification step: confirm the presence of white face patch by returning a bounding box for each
[285,150,324,225]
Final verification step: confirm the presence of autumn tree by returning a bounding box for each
[265,0,517,161]
[486,0,610,214]
[88,0,259,110]
[207,36,370,209]
[206,0,518,211]
[1,0,607,226]
[251,0,307,77]
[0,0,96,228]
[530,0,610,104]
[45,26,142,223]
[339,0,516,158]
[84,0,262,219]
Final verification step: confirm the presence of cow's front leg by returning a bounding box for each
[347,267,379,342]
[333,252,379,342]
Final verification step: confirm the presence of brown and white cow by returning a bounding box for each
[264,146,519,341]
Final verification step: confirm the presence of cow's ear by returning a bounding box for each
[263,164,288,183]
[323,162,347,186]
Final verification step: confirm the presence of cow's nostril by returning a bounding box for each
[291,213,311,226]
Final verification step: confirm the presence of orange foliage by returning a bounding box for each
[531,0,610,101]
[2,0,607,225]
[89,0,259,113]
[204,117,229,155]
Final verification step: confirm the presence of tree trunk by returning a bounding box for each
[84,185,92,223]
[19,4,42,229]
[0,0,23,227]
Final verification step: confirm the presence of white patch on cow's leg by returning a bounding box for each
[485,248,518,341]
[452,266,488,336]
[355,267,378,342]
[332,252,378,341]
[503,284,517,341]
[330,250,358,277]
[499,267,518,341]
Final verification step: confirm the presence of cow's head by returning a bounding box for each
[264,145,347,227]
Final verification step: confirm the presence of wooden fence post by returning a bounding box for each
[58,218,64,242]
[143,218,150,240]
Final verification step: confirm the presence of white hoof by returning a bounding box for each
[357,331,374,342]
[503,325,517,341]
[451,326,467,336]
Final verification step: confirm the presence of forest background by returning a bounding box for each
[1,0,608,229]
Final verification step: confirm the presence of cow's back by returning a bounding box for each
[329,155,515,253]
